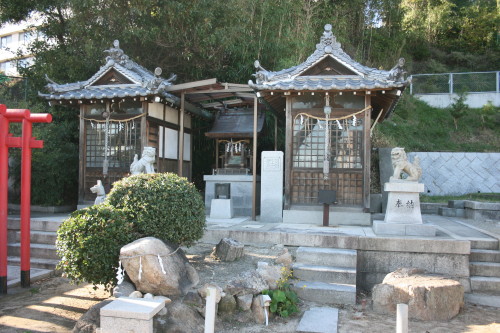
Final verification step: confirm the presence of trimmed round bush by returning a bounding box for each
[106,173,206,246]
[56,204,137,289]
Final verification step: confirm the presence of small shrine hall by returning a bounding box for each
[249,24,409,223]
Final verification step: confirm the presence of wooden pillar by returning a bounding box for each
[178,92,185,177]
[252,96,258,221]
[284,96,292,209]
[274,114,278,151]
[78,105,85,204]
[215,139,219,170]
[363,94,372,212]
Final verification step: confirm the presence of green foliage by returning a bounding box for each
[373,94,500,152]
[420,193,500,203]
[56,204,137,289]
[449,93,468,130]
[262,266,300,318]
[479,101,500,130]
[106,173,206,246]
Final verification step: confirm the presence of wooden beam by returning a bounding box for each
[215,139,219,170]
[166,78,217,92]
[185,87,253,94]
[178,92,185,177]
[252,96,258,221]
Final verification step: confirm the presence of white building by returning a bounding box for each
[0,16,43,76]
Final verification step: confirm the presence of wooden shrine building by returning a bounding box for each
[40,40,265,209]
[249,24,409,221]
[39,40,215,206]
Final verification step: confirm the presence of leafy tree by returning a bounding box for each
[449,93,468,130]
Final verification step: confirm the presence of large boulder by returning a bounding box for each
[372,268,464,321]
[120,237,199,297]
[72,300,113,333]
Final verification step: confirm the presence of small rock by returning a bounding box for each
[129,290,143,298]
[218,294,237,315]
[275,249,293,267]
[236,294,253,311]
[256,262,282,289]
[225,271,269,296]
[213,238,244,262]
[158,307,168,316]
[198,283,224,303]
[143,293,154,299]
[113,280,136,298]
[251,295,267,324]
[153,295,172,304]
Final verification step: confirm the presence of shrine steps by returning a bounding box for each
[7,216,62,271]
[292,247,357,305]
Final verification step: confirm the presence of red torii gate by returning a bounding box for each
[0,104,52,294]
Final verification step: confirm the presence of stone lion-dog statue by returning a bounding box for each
[90,180,106,205]
[390,147,422,182]
[130,147,156,175]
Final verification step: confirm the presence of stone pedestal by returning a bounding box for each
[100,297,165,333]
[260,151,284,222]
[204,175,260,216]
[210,199,234,219]
[373,182,436,236]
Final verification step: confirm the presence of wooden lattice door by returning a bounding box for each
[291,110,365,206]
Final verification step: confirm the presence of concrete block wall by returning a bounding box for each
[405,152,500,196]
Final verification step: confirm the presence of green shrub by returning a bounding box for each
[56,204,137,289]
[262,266,300,318]
[106,173,206,246]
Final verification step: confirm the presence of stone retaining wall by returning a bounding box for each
[406,152,500,196]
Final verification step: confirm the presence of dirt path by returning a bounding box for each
[0,243,499,332]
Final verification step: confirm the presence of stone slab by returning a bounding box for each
[260,151,283,223]
[210,199,234,219]
[100,297,164,320]
[100,316,153,333]
[296,307,338,333]
[293,281,356,305]
[373,220,436,237]
[464,201,500,211]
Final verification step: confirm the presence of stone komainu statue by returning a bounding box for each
[390,147,422,182]
[130,147,156,175]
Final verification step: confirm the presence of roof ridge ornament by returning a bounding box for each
[387,58,407,82]
[317,24,341,54]
[145,67,177,92]
[104,40,132,69]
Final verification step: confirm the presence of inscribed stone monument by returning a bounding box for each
[260,151,284,222]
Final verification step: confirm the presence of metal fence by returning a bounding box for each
[410,71,500,95]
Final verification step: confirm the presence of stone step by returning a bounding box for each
[465,293,500,308]
[470,249,500,263]
[470,239,499,250]
[438,207,465,218]
[7,265,55,288]
[8,256,59,270]
[470,262,500,278]
[296,247,356,268]
[296,307,339,333]
[15,230,57,245]
[293,281,356,305]
[8,243,59,260]
[8,218,64,232]
[292,263,356,285]
[470,276,500,292]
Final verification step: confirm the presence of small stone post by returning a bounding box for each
[396,303,408,333]
[204,286,217,333]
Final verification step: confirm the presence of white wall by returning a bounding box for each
[415,93,500,109]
